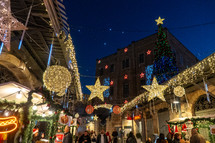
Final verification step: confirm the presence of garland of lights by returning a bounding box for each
[120,53,215,114]
[94,104,113,110]
[43,65,71,95]
[65,34,83,101]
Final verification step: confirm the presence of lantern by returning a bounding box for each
[113,106,121,114]
[85,105,94,114]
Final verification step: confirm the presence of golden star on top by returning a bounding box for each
[155,17,165,25]
[142,77,168,101]
[86,77,109,101]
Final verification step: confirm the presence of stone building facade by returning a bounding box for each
[95,29,198,105]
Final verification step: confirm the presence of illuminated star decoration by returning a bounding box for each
[0,0,27,51]
[142,77,168,101]
[155,17,165,25]
[94,115,98,121]
[140,72,145,78]
[146,50,151,55]
[86,78,109,101]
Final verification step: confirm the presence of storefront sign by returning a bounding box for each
[0,116,18,134]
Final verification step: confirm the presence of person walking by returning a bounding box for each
[166,133,173,143]
[91,131,97,143]
[126,132,137,143]
[79,131,91,143]
[96,130,108,143]
[156,133,168,143]
[63,126,73,143]
[106,132,111,143]
[190,128,206,143]
[112,129,118,143]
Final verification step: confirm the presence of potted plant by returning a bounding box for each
[136,133,142,143]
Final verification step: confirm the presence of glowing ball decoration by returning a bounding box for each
[43,65,71,95]
[85,105,94,114]
[173,86,185,97]
[113,106,121,114]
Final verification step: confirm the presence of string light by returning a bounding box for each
[32,105,37,110]
[94,104,113,110]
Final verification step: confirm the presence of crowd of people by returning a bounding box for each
[62,126,207,143]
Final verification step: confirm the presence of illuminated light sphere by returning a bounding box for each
[48,111,53,115]
[85,105,94,114]
[4,111,9,116]
[173,86,185,97]
[124,48,128,53]
[113,106,121,114]
[42,113,46,117]
[32,105,37,110]
[16,91,22,99]
[124,74,128,80]
[43,65,71,95]
[75,113,79,118]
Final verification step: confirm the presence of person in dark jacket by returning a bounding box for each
[126,132,137,143]
[63,126,73,143]
[156,133,167,143]
[79,131,91,143]
[190,128,206,143]
[112,129,118,143]
[97,130,108,143]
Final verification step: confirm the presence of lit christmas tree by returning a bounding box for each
[153,17,179,83]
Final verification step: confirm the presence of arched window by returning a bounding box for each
[194,94,215,112]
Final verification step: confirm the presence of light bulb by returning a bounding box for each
[48,111,53,115]
[16,91,22,99]
[33,105,37,110]
[173,100,179,104]
[4,111,9,116]
[42,113,46,117]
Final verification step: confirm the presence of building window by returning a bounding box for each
[123,83,129,98]
[100,68,103,76]
[103,77,110,97]
[110,64,114,72]
[122,58,129,69]
[139,53,144,64]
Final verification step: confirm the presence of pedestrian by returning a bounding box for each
[156,133,168,143]
[91,131,97,143]
[63,126,73,143]
[96,130,108,143]
[126,132,137,143]
[106,132,111,143]
[146,138,152,143]
[112,129,118,143]
[166,133,173,143]
[190,128,206,143]
[79,131,91,143]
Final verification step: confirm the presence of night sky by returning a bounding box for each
[63,0,215,94]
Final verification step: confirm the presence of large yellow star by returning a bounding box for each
[142,77,168,101]
[155,17,165,25]
[86,78,109,101]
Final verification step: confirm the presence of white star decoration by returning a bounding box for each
[94,115,98,121]
[86,78,109,101]
[155,17,165,25]
[0,0,27,51]
[142,77,168,101]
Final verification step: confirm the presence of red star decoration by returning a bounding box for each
[98,60,101,64]
[110,80,114,85]
[124,100,128,104]
[105,65,108,69]
[147,50,152,55]
[140,72,145,78]
[124,74,128,79]
[124,48,128,53]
